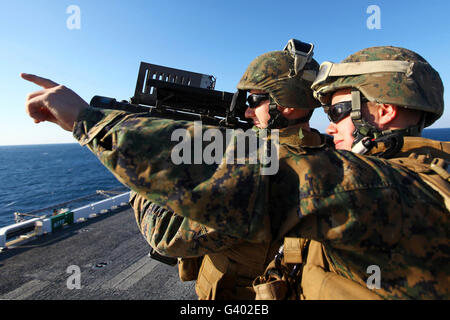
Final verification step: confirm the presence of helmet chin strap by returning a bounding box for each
[350,89,381,150]
[349,89,420,158]
[268,100,289,129]
[267,98,313,129]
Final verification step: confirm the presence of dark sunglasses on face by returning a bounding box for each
[325,101,353,123]
[246,93,270,109]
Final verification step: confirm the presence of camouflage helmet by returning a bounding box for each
[237,50,321,110]
[311,46,444,127]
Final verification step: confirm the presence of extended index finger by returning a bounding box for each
[20,73,59,89]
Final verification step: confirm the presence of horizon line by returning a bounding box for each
[1,127,449,147]
[0,142,79,147]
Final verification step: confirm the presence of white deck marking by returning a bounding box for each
[101,256,160,290]
[1,279,49,299]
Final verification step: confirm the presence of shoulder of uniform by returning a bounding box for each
[393,136,450,161]
[278,126,333,151]
[389,137,450,182]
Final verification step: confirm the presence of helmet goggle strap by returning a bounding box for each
[283,38,317,82]
[312,60,414,91]
[312,60,415,103]
[350,89,380,145]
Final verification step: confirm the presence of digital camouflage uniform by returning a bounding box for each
[75,48,326,299]
[73,107,449,299]
[129,124,325,299]
[296,46,448,299]
[72,46,449,299]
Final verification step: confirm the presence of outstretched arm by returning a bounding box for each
[22,74,270,242]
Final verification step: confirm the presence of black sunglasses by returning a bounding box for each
[247,93,270,109]
[325,101,353,123]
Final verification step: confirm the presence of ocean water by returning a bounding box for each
[0,128,448,228]
[420,127,450,141]
[0,143,126,227]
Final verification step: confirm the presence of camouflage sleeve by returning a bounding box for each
[73,107,447,281]
[73,107,270,242]
[129,191,243,257]
[279,147,449,299]
[281,147,447,248]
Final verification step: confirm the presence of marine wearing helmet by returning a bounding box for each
[252,46,449,300]
[312,46,444,155]
[237,39,321,129]
[22,43,450,300]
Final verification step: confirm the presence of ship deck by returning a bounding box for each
[0,205,196,300]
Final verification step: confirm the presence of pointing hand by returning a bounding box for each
[21,73,89,132]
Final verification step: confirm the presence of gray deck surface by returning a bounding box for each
[0,206,197,300]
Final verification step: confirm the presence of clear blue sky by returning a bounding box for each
[0,0,449,145]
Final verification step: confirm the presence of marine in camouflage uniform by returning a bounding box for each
[22,45,448,299]
[127,43,328,299]
[70,46,449,299]
[262,46,449,300]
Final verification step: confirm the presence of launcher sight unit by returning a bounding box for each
[90,62,251,129]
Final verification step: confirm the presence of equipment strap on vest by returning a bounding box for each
[253,237,310,300]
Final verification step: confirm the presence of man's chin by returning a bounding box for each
[335,141,353,151]
[334,140,345,150]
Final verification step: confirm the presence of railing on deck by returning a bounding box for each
[0,191,131,250]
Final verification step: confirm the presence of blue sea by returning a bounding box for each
[0,143,126,227]
[0,128,449,228]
